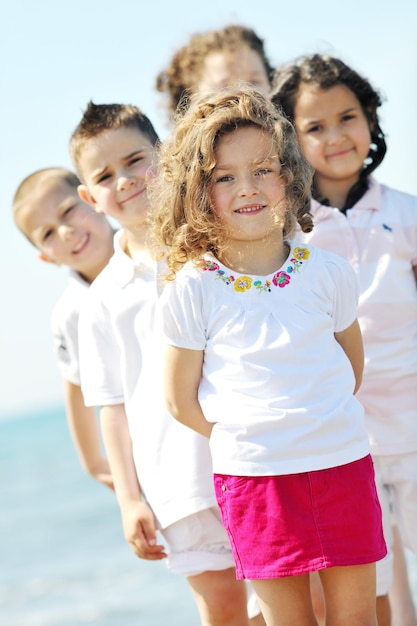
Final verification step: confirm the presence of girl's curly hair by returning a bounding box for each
[149,86,314,279]
[270,54,386,210]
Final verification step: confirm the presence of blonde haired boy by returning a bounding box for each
[12,167,115,488]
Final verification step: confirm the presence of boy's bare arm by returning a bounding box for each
[334,319,364,394]
[100,404,167,560]
[63,380,113,490]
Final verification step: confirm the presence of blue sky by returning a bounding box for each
[2,0,416,416]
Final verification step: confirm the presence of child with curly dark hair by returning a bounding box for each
[271,53,417,626]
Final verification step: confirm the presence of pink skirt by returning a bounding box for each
[214,455,387,580]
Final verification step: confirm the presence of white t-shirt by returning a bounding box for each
[161,243,369,477]
[78,230,216,528]
[51,270,89,385]
[297,178,417,455]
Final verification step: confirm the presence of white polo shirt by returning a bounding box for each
[161,243,369,477]
[78,230,216,528]
[297,178,417,455]
[51,270,89,385]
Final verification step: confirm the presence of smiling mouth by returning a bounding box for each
[121,189,144,204]
[327,148,352,158]
[73,234,89,254]
[235,204,264,214]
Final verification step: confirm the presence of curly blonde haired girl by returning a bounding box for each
[154,86,386,626]
[151,86,313,279]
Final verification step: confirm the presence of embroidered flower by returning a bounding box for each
[215,269,234,285]
[293,247,310,261]
[203,260,220,271]
[254,280,272,293]
[272,271,291,287]
[204,247,309,293]
[234,276,252,292]
[284,247,309,274]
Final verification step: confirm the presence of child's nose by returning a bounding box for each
[326,125,343,143]
[58,224,75,240]
[117,175,135,191]
[238,175,259,196]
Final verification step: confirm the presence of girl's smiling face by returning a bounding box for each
[209,124,286,244]
[294,83,371,199]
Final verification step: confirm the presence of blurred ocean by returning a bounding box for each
[0,406,200,626]
[1,406,416,625]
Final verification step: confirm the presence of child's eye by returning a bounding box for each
[255,168,271,176]
[129,156,143,166]
[341,114,355,122]
[307,124,321,134]
[63,204,75,216]
[97,173,111,183]
[215,175,233,183]
[43,229,53,241]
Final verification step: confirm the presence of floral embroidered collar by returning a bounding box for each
[203,246,310,293]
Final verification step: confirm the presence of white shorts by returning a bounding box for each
[160,506,235,577]
[373,451,417,595]
[159,506,260,618]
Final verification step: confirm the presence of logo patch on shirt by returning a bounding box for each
[53,334,70,364]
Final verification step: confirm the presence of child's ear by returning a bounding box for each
[38,251,59,266]
[78,184,102,212]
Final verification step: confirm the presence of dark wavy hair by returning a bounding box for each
[270,54,386,210]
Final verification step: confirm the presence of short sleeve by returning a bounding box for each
[160,271,207,350]
[326,254,360,332]
[50,303,81,385]
[78,287,124,407]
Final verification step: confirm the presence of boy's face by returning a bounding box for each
[15,177,113,276]
[77,127,157,229]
